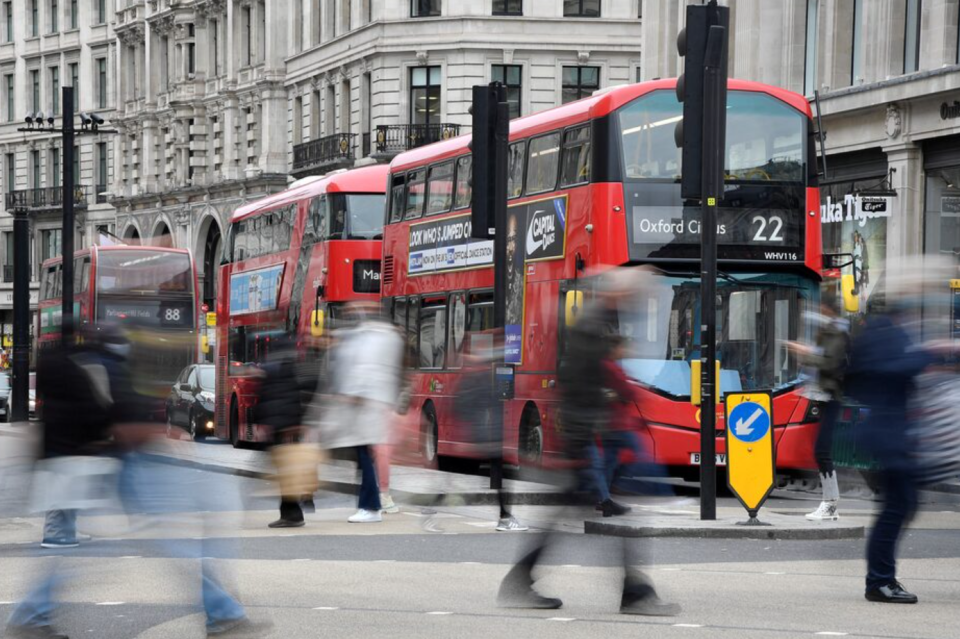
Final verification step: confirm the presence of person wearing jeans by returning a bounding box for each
[310,303,404,524]
[40,510,77,548]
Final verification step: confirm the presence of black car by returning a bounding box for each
[166,364,216,440]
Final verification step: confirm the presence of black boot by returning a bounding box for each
[601,499,632,517]
[620,582,681,616]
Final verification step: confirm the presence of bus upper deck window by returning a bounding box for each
[454,155,472,209]
[389,174,406,223]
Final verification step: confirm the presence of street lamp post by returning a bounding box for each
[17,86,116,344]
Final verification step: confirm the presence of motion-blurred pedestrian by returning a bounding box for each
[312,302,404,523]
[845,261,950,604]
[498,269,679,616]
[790,287,851,521]
[112,325,267,637]
[7,325,126,638]
[255,333,318,528]
[453,349,527,531]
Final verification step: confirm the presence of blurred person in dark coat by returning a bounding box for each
[255,333,315,528]
[845,263,951,605]
[7,324,128,639]
[497,269,679,616]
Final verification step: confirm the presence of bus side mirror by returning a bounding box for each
[564,290,584,327]
[311,309,325,337]
[841,274,859,313]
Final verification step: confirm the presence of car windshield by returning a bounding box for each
[198,367,215,390]
[615,271,816,398]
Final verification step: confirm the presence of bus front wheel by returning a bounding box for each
[519,407,544,468]
[229,399,241,448]
[421,404,439,468]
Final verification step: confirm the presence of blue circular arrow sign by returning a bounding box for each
[728,401,770,443]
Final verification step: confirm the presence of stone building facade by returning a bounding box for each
[0,0,119,344]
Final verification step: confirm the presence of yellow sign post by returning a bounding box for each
[725,392,775,524]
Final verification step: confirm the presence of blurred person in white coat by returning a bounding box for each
[312,302,404,523]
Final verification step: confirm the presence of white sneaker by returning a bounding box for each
[805,501,839,521]
[348,509,383,523]
[496,515,529,532]
[380,493,400,514]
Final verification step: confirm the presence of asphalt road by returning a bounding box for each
[4,432,960,638]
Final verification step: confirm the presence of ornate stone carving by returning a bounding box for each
[117,23,146,46]
[503,49,514,65]
[885,103,902,139]
[196,0,228,20]
[151,14,175,36]
[577,50,590,65]
[416,50,429,65]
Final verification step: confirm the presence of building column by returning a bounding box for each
[883,141,923,274]
[141,116,159,193]
[222,94,241,180]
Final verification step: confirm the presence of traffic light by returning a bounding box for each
[675,1,729,201]
[470,83,508,240]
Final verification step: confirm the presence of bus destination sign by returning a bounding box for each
[408,215,494,275]
[629,205,803,262]
[624,183,805,263]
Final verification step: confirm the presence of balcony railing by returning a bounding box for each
[292,133,357,177]
[374,123,462,156]
[4,186,89,211]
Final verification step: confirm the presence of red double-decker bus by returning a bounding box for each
[216,165,388,447]
[37,245,200,418]
[381,79,822,478]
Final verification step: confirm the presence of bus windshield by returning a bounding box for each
[615,271,815,397]
[330,194,386,240]
[618,90,807,182]
[97,250,194,295]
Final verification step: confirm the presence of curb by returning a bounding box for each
[584,519,865,540]
[144,451,574,507]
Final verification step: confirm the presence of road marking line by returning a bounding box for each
[119,556,141,559]
[815,633,848,636]
[548,617,576,622]
[426,611,454,615]
[560,564,581,568]
[660,568,682,571]
[374,559,396,563]
[95,602,124,606]
[0,601,15,605]
[291,558,312,562]
[312,607,339,611]
[673,624,704,628]
[764,571,785,575]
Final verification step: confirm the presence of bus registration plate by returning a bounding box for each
[690,453,727,466]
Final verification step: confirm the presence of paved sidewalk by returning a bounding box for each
[149,440,565,506]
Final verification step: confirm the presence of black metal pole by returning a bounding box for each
[491,92,509,491]
[10,208,30,423]
[61,86,75,341]
[698,24,728,521]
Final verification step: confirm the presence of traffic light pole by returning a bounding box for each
[472,83,509,490]
[698,25,728,521]
[9,207,30,423]
[61,86,75,342]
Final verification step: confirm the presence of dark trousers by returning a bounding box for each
[500,450,656,602]
[356,445,381,511]
[865,468,918,591]
[815,400,842,475]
